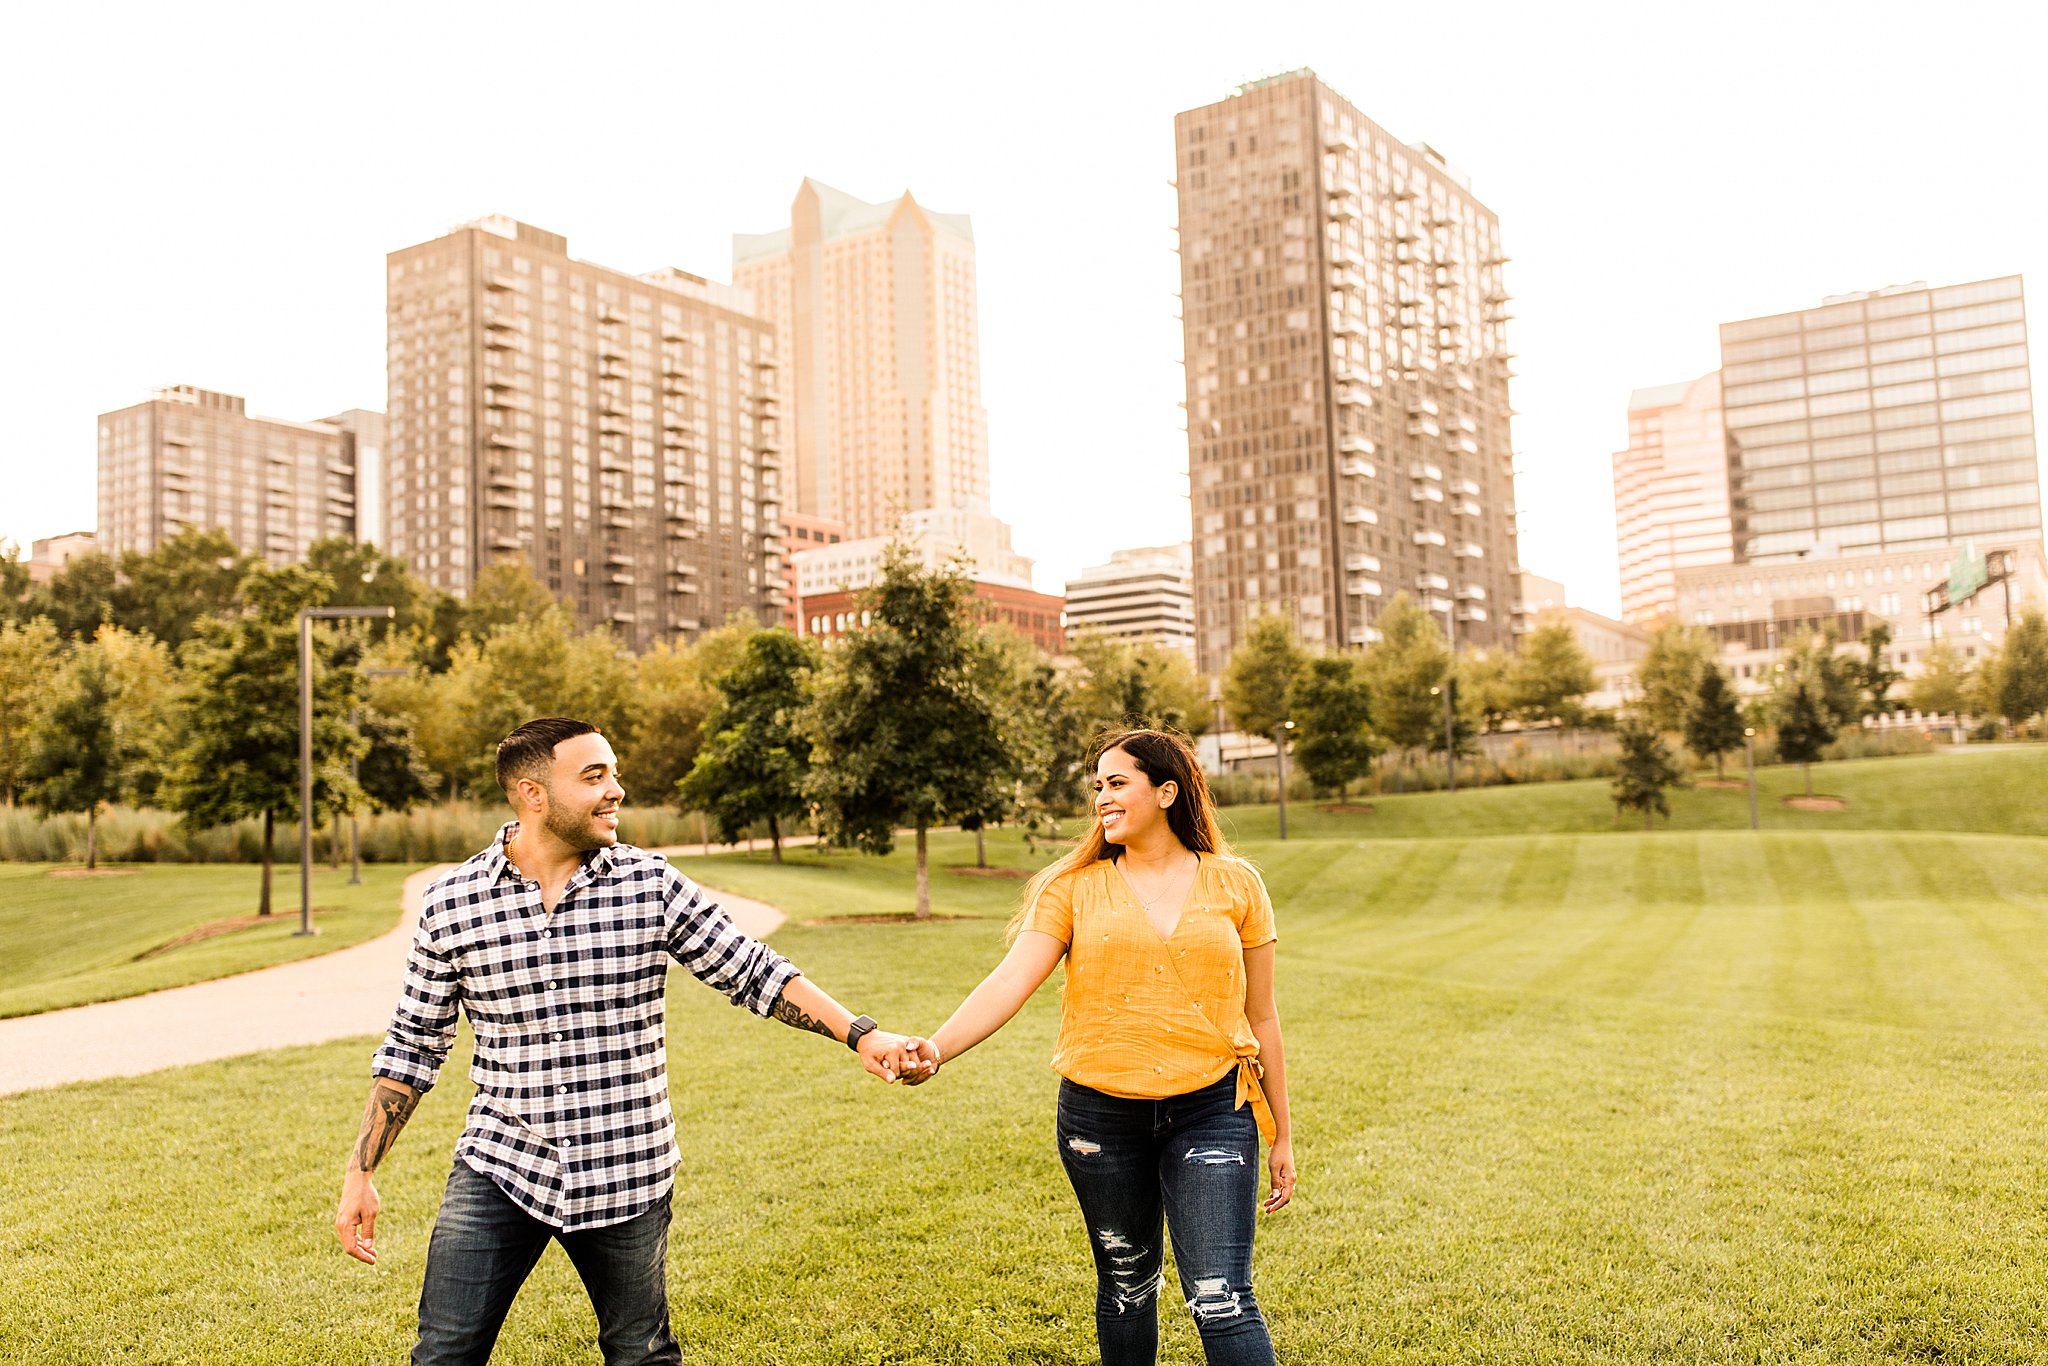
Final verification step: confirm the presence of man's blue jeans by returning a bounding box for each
[1055,1073,1277,1366]
[413,1158,681,1366]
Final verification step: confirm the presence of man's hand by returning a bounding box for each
[856,1030,939,1083]
[335,1169,381,1264]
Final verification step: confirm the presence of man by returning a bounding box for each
[334,717,932,1364]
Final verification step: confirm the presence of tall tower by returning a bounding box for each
[1176,71,1523,675]
[733,180,990,540]
[1720,276,2039,563]
[385,217,785,650]
[1612,372,1732,625]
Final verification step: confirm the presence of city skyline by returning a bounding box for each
[5,4,2045,620]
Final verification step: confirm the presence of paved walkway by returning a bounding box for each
[0,856,788,1097]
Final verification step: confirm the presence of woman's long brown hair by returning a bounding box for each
[1006,728,1234,942]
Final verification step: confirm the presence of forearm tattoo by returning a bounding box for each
[350,1080,420,1173]
[769,991,838,1040]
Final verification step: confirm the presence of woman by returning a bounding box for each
[919,728,1294,1366]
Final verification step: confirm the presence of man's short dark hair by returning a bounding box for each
[497,718,600,798]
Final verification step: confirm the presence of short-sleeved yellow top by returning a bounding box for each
[1017,853,1278,1139]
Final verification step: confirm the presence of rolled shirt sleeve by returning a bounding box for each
[661,867,799,1016]
[369,917,462,1094]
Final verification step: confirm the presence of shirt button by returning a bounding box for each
[540,929,550,938]
[558,1085,569,1094]
[547,980,558,989]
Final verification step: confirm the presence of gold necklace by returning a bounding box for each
[1129,853,1195,911]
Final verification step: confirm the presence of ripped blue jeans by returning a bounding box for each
[1055,1073,1276,1366]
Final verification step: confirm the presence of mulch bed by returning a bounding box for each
[1783,796,1849,811]
[47,868,140,878]
[1694,779,1748,789]
[949,866,1033,880]
[135,909,337,960]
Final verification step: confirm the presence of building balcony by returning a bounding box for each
[597,342,628,363]
[1345,553,1381,573]
[667,522,699,541]
[1453,542,1485,559]
[1347,624,1384,645]
[762,535,786,555]
[1326,199,1361,224]
[1416,572,1449,591]
[1408,396,1440,417]
[756,357,778,377]
[1409,460,1443,481]
[1335,384,1371,407]
[1452,477,1481,497]
[1458,585,1488,601]
[489,532,520,552]
[486,465,520,490]
[1449,434,1479,455]
[1457,605,1490,623]
[764,586,791,607]
[1326,171,1362,198]
[1451,498,1483,517]
[1414,528,1446,547]
[483,329,526,352]
[1411,485,1443,503]
[1330,242,1366,271]
[1338,434,1375,455]
[487,491,519,511]
[1343,506,1379,526]
[1331,266,1367,293]
[1332,365,1369,387]
[1452,371,1475,392]
[607,571,636,587]
[597,307,628,326]
[1346,577,1382,596]
[1407,418,1441,438]
[1331,316,1365,339]
[1324,129,1358,155]
[1341,458,1376,479]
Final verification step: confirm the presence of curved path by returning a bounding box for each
[0,857,787,1097]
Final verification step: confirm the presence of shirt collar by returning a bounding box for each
[489,820,619,883]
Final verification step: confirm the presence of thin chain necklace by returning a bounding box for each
[1127,851,1196,911]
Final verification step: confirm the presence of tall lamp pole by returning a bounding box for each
[1743,726,1759,832]
[298,607,395,936]
[1430,681,1458,794]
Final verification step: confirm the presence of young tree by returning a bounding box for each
[1774,677,1837,797]
[114,528,250,649]
[804,548,1011,918]
[1066,632,1206,739]
[0,541,28,624]
[1634,623,1717,732]
[24,552,119,642]
[1906,640,1973,721]
[306,537,434,640]
[22,643,123,868]
[1851,622,1905,720]
[1684,664,1746,779]
[1221,613,1307,744]
[1459,648,1516,734]
[1289,655,1378,796]
[1358,593,1452,755]
[1777,628,1861,729]
[1994,609,2048,728]
[1610,712,1683,829]
[355,708,436,815]
[678,628,818,862]
[459,560,567,642]
[0,617,63,804]
[162,564,363,915]
[1510,621,1598,727]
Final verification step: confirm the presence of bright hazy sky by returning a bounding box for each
[4,1,2042,619]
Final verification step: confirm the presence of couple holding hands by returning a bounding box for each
[336,719,1293,1365]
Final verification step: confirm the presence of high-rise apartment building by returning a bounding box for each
[732,180,990,539]
[385,217,784,651]
[97,385,365,561]
[1176,71,1523,676]
[1612,372,1732,625]
[1721,276,2039,563]
[1064,544,1196,655]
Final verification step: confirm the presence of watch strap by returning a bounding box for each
[845,1014,878,1051]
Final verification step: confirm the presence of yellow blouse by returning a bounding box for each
[1018,854,1278,1139]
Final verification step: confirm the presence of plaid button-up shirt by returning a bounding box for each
[371,823,799,1231]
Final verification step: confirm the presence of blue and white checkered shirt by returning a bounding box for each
[371,823,799,1231]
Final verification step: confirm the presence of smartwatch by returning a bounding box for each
[845,1015,878,1052]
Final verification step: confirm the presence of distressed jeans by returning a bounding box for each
[413,1158,682,1366]
[1056,1073,1276,1366]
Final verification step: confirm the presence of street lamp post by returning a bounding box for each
[298,607,395,936]
[1743,726,1759,831]
[1430,682,1458,794]
[1275,720,1295,841]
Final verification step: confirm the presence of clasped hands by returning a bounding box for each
[853,1030,942,1085]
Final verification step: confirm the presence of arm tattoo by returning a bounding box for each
[350,1080,420,1173]
[769,991,838,1040]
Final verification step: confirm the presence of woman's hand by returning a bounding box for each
[900,1037,942,1086]
[1262,1137,1295,1213]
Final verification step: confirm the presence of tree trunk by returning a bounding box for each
[975,825,986,868]
[769,813,783,864]
[259,808,275,916]
[1644,807,1654,831]
[331,812,344,869]
[1715,753,1726,780]
[1803,762,1813,797]
[86,805,99,872]
[914,820,931,920]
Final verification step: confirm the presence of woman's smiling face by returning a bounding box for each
[1094,745,1175,845]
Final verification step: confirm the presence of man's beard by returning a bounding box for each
[541,794,614,850]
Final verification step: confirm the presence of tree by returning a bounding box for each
[678,628,818,862]
[24,552,119,642]
[1610,713,1682,829]
[114,528,250,650]
[22,644,122,868]
[460,561,566,641]
[1993,609,2048,728]
[1359,594,1452,754]
[1510,621,1598,727]
[0,541,28,624]
[1460,648,1516,734]
[626,638,722,809]
[1635,623,1718,732]
[1066,632,1206,739]
[355,708,436,814]
[1289,655,1378,796]
[1221,614,1307,742]
[804,548,1011,919]
[1775,677,1836,797]
[162,564,363,916]
[1850,622,1904,721]
[1,617,65,804]
[306,538,433,641]
[1777,628,1861,730]
[1684,665,1746,779]
[1906,640,1973,721]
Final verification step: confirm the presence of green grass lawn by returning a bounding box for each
[0,863,420,1018]
[7,823,2048,1362]
[1212,744,2048,842]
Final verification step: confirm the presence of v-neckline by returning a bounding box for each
[1114,853,1200,945]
